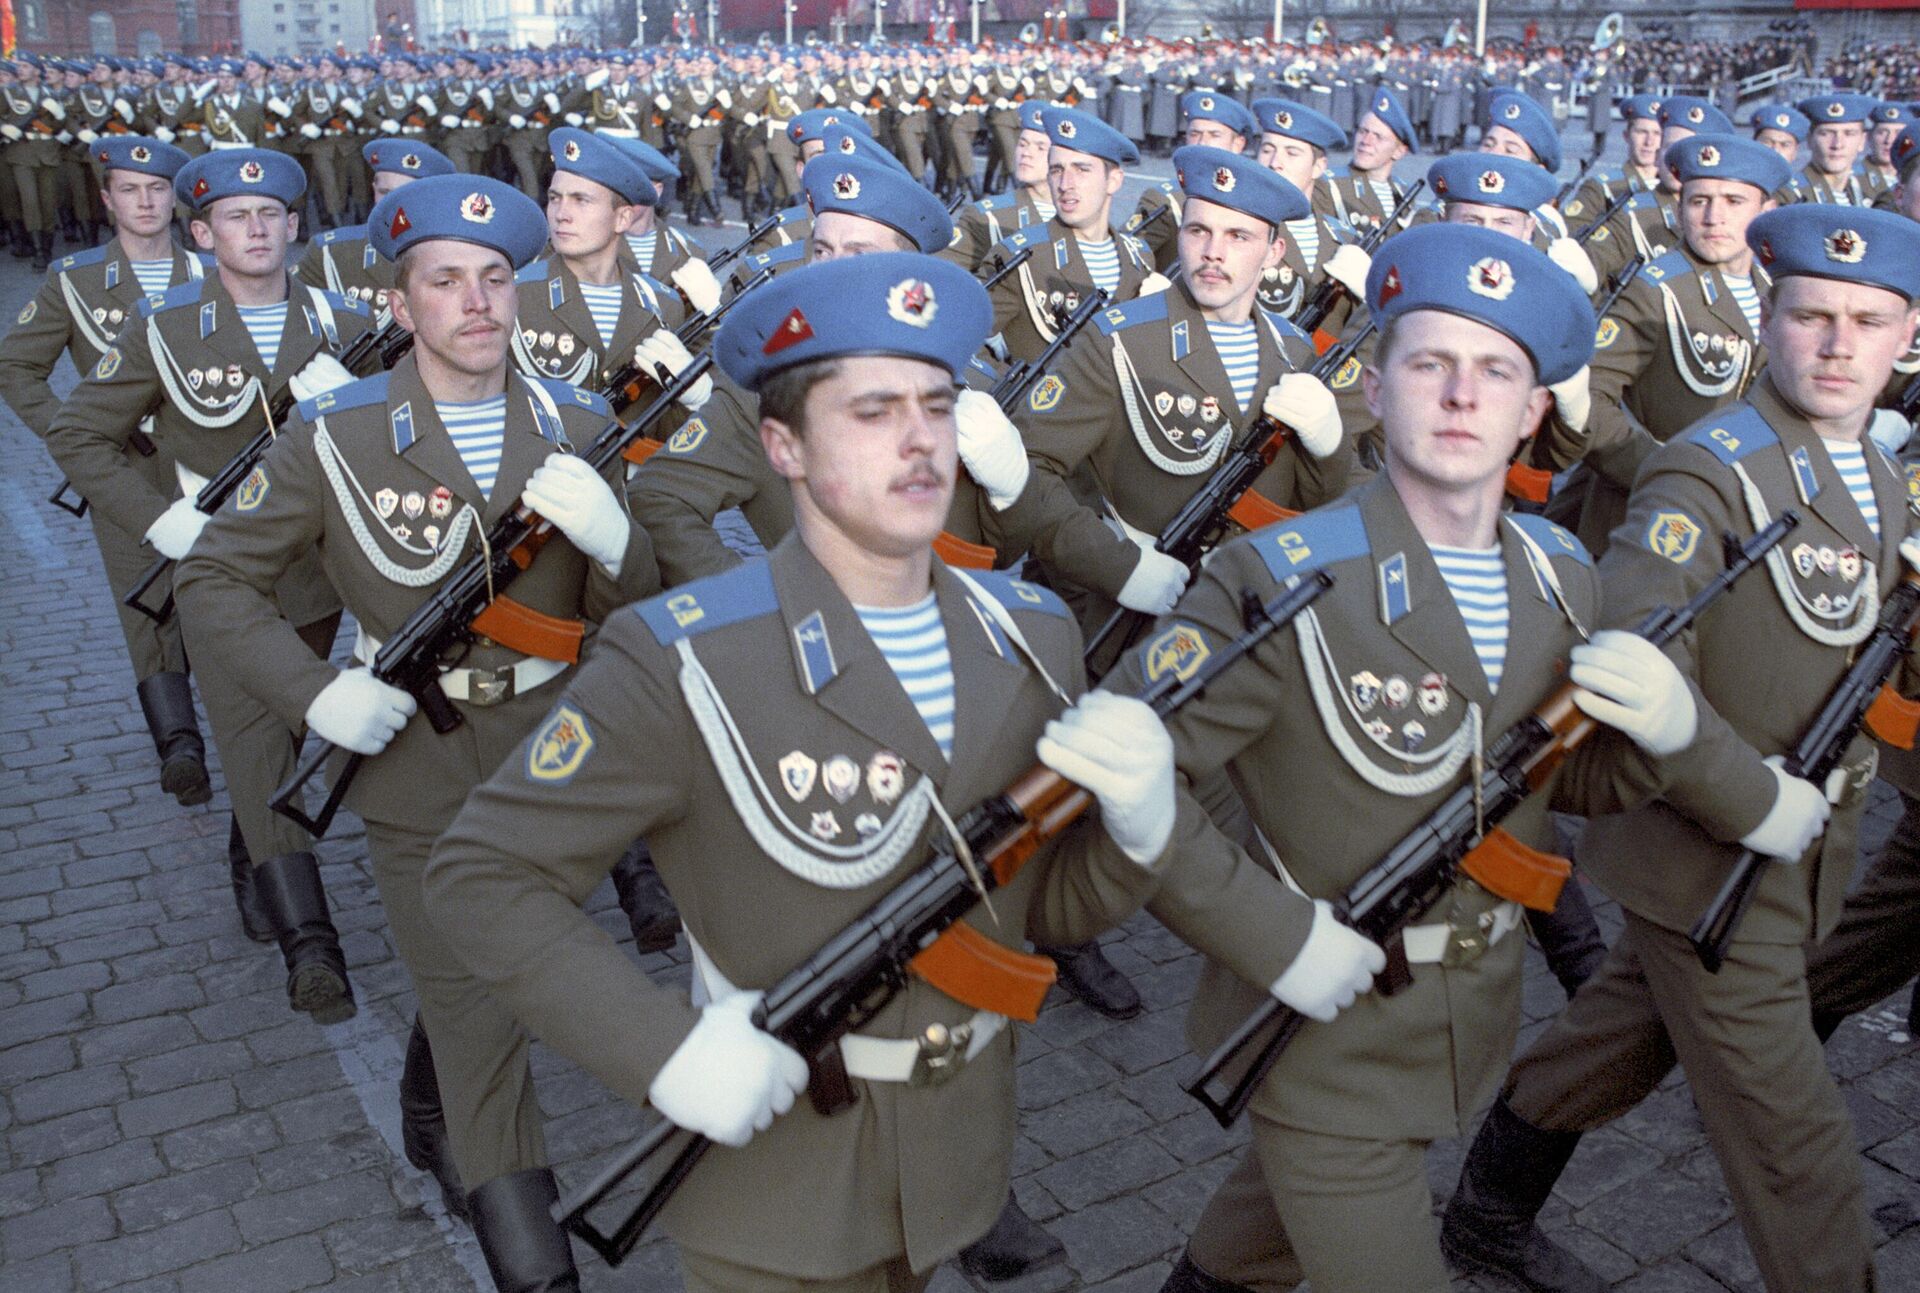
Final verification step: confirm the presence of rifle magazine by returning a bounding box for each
[1460,826,1571,912]
[910,920,1057,1022]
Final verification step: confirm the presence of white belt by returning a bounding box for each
[596,127,639,138]
[1401,901,1522,965]
[207,139,248,150]
[353,626,567,705]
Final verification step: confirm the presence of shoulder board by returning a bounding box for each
[318,288,371,317]
[533,375,612,418]
[978,192,1016,212]
[1639,249,1694,285]
[997,228,1044,254]
[1323,165,1353,181]
[1326,218,1360,243]
[195,253,216,270]
[1094,290,1169,335]
[1681,405,1775,466]
[1257,307,1309,347]
[295,370,391,423]
[1507,513,1592,568]
[51,244,111,275]
[752,242,806,269]
[1624,190,1663,211]
[1150,178,1178,198]
[634,559,779,646]
[319,223,368,246]
[514,257,550,284]
[137,278,207,318]
[1591,166,1625,184]
[777,203,807,223]
[1250,504,1370,583]
[960,568,1070,620]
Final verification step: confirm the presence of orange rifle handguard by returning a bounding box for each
[1459,826,1572,913]
[910,921,1058,1022]
[1866,682,1920,751]
[469,596,585,665]
[933,531,997,570]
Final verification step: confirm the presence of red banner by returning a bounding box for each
[2,0,14,58]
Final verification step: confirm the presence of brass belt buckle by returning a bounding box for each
[467,664,517,708]
[910,1021,974,1087]
[1441,909,1498,968]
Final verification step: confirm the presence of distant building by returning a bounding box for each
[19,0,244,57]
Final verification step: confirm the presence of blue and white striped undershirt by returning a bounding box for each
[1205,319,1262,412]
[1077,236,1121,294]
[1285,216,1320,270]
[1723,273,1761,334]
[436,394,507,498]
[235,302,288,371]
[625,231,656,275]
[1821,437,1881,538]
[1367,178,1395,214]
[1031,197,1057,222]
[1430,543,1510,694]
[129,259,173,295]
[855,593,955,761]
[576,280,624,347]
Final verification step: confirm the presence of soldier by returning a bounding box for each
[175,173,658,1284]
[746,108,870,256]
[980,57,1031,193]
[1128,224,1677,1293]
[424,249,1179,1293]
[199,59,267,153]
[1862,102,1910,202]
[1440,202,1920,1293]
[945,100,1055,273]
[611,136,704,282]
[499,53,563,202]
[671,54,731,226]
[1751,102,1810,175]
[1587,95,1737,288]
[981,108,1157,365]
[893,57,939,186]
[432,52,494,174]
[1246,97,1372,330]
[1314,85,1415,238]
[1126,91,1256,273]
[1550,137,1791,554]
[3,57,72,269]
[1793,92,1876,206]
[1560,93,1664,228]
[295,139,455,315]
[933,54,989,201]
[0,137,215,819]
[759,59,818,206]
[45,149,377,1021]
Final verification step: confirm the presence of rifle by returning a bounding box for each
[1571,185,1635,245]
[1595,252,1646,318]
[1897,367,1920,425]
[709,210,783,272]
[1294,179,1427,343]
[269,358,713,840]
[1552,156,1601,209]
[945,189,971,216]
[1185,514,1796,1128]
[979,244,1033,293]
[1688,559,1920,972]
[552,568,1337,1267]
[122,314,409,624]
[1081,320,1375,671]
[991,285,1110,411]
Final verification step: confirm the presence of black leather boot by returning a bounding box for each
[468,1168,581,1292]
[31,230,52,272]
[1039,941,1141,1019]
[1159,1248,1257,1292]
[9,219,32,258]
[136,671,212,807]
[958,1191,1065,1282]
[253,851,355,1024]
[400,1015,468,1219]
[609,840,679,953]
[227,816,273,943]
[1440,1097,1606,1293]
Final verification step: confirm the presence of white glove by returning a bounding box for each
[41,97,64,120]
[267,96,292,117]
[1036,691,1176,866]
[1546,236,1600,295]
[670,259,723,315]
[340,97,362,116]
[686,114,703,129]
[1138,271,1172,296]
[113,98,133,121]
[153,125,176,143]
[1739,756,1831,862]
[193,80,216,102]
[1116,541,1190,614]
[379,119,400,135]
[287,353,356,404]
[1323,242,1372,298]
[818,84,837,103]
[954,389,1029,510]
[1869,409,1912,456]
[545,92,563,114]
[54,131,71,145]
[716,89,733,109]
[1268,900,1386,1023]
[416,94,438,113]
[1550,364,1591,433]
[1261,372,1342,460]
[564,112,584,127]
[477,88,495,111]
[1569,629,1696,756]
[1903,533,1920,575]
[647,990,808,1148]
[635,330,712,410]
[144,496,210,561]
[299,122,322,140]
[303,668,417,756]
[584,67,611,91]
[744,111,761,126]
[75,128,96,144]
[439,114,460,129]
[0,124,20,142]
[521,453,630,576]
[509,112,527,129]
[655,92,673,110]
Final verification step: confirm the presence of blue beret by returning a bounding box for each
[1750,206,1920,303]
[1250,97,1347,152]
[714,252,992,390]
[789,108,870,147]
[1620,94,1665,123]
[1796,93,1878,126]
[820,122,911,177]
[1661,95,1735,135]
[1485,91,1562,173]
[361,139,455,179]
[1173,145,1307,228]
[174,148,305,211]
[1042,106,1139,166]
[1179,90,1257,141]
[1019,100,1050,133]
[607,136,677,186]
[370,175,548,271]
[1871,102,1914,127]
[93,135,190,180]
[1664,134,1792,194]
[1427,153,1556,213]
[1367,224,1595,386]
[804,154,952,253]
[548,127,654,205]
[1751,103,1809,142]
[211,58,243,76]
[1361,85,1415,147]
[1893,127,1920,178]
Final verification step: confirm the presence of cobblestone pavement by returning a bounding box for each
[3,137,1918,1293]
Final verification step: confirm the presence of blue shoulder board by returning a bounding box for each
[777,203,807,223]
[1508,513,1592,568]
[52,244,111,274]
[1251,504,1371,583]
[514,258,550,284]
[756,241,805,269]
[1326,218,1360,243]
[978,192,1015,212]
[998,228,1039,254]
[195,253,216,270]
[319,223,368,246]
[962,569,1070,620]
[1094,290,1169,335]
[1258,307,1309,347]
[635,559,779,646]
[534,375,612,418]
[1324,165,1353,181]
[1640,249,1693,285]
[138,278,206,318]
[1682,405,1776,466]
[1625,190,1664,212]
[320,289,371,317]
[296,370,391,423]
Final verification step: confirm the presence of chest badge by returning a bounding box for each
[780,750,818,801]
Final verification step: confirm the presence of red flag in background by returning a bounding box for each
[2,0,16,58]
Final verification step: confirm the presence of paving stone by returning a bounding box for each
[1573,1158,1737,1265]
[44,1137,166,1202]
[111,1158,261,1232]
[125,1039,256,1097]
[1045,1195,1183,1284]
[72,1210,242,1291]
[92,973,207,1026]
[9,1062,129,1123]
[2,1192,116,1261]
[9,1105,122,1167]
[4,1252,76,1293]
[19,959,112,1001]
[174,1233,336,1292]
[1034,1135,1183,1211]
[230,1169,400,1247]
[117,1079,237,1139]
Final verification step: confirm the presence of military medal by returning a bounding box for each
[428,486,452,519]
[402,491,425,519]
[810,810,841,841]
[539,330,556,350]
[423,524,441,549]
[854,813,881,838]
[1349,671,1382,711]
[1792,543,1816,577]
[1154,390,1175,417]
[1402,720,1426,751]
[226,364,244,388]
[1199,396,1220,424]
[392,524,411,541]
[866,751,904,804]
[823,755,860,803]
[557,334,575,357]
[1177,394,1198,417]
[205,365,224,388]
[1417,673,1448,716]
[1837,548,1861,582]
[780,750,818,801]
[1817,546,1836,574]
[1364,718,1393,743]
[375,487,399,518]
[187,369,204,391]
[1383,675,1412,710]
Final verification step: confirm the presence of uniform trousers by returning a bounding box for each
[93,447,191,680]
[10,159,59,232]
[1503,910,1874,1292]
[506,136,548,201]
[1809,789,1920,1036]
[681,1251,933,1293]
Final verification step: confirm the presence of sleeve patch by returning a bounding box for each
[1595,318,1620,349]
[1646,511,1701,564]
[16,299,35,325]
[1141,622,1212,684]
[526,704,594,783]
[1028,374,1065,412]
[666,416,710,454]
[234,466,269,512]
[93,347,122,380]
[1330,355,1362,390]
